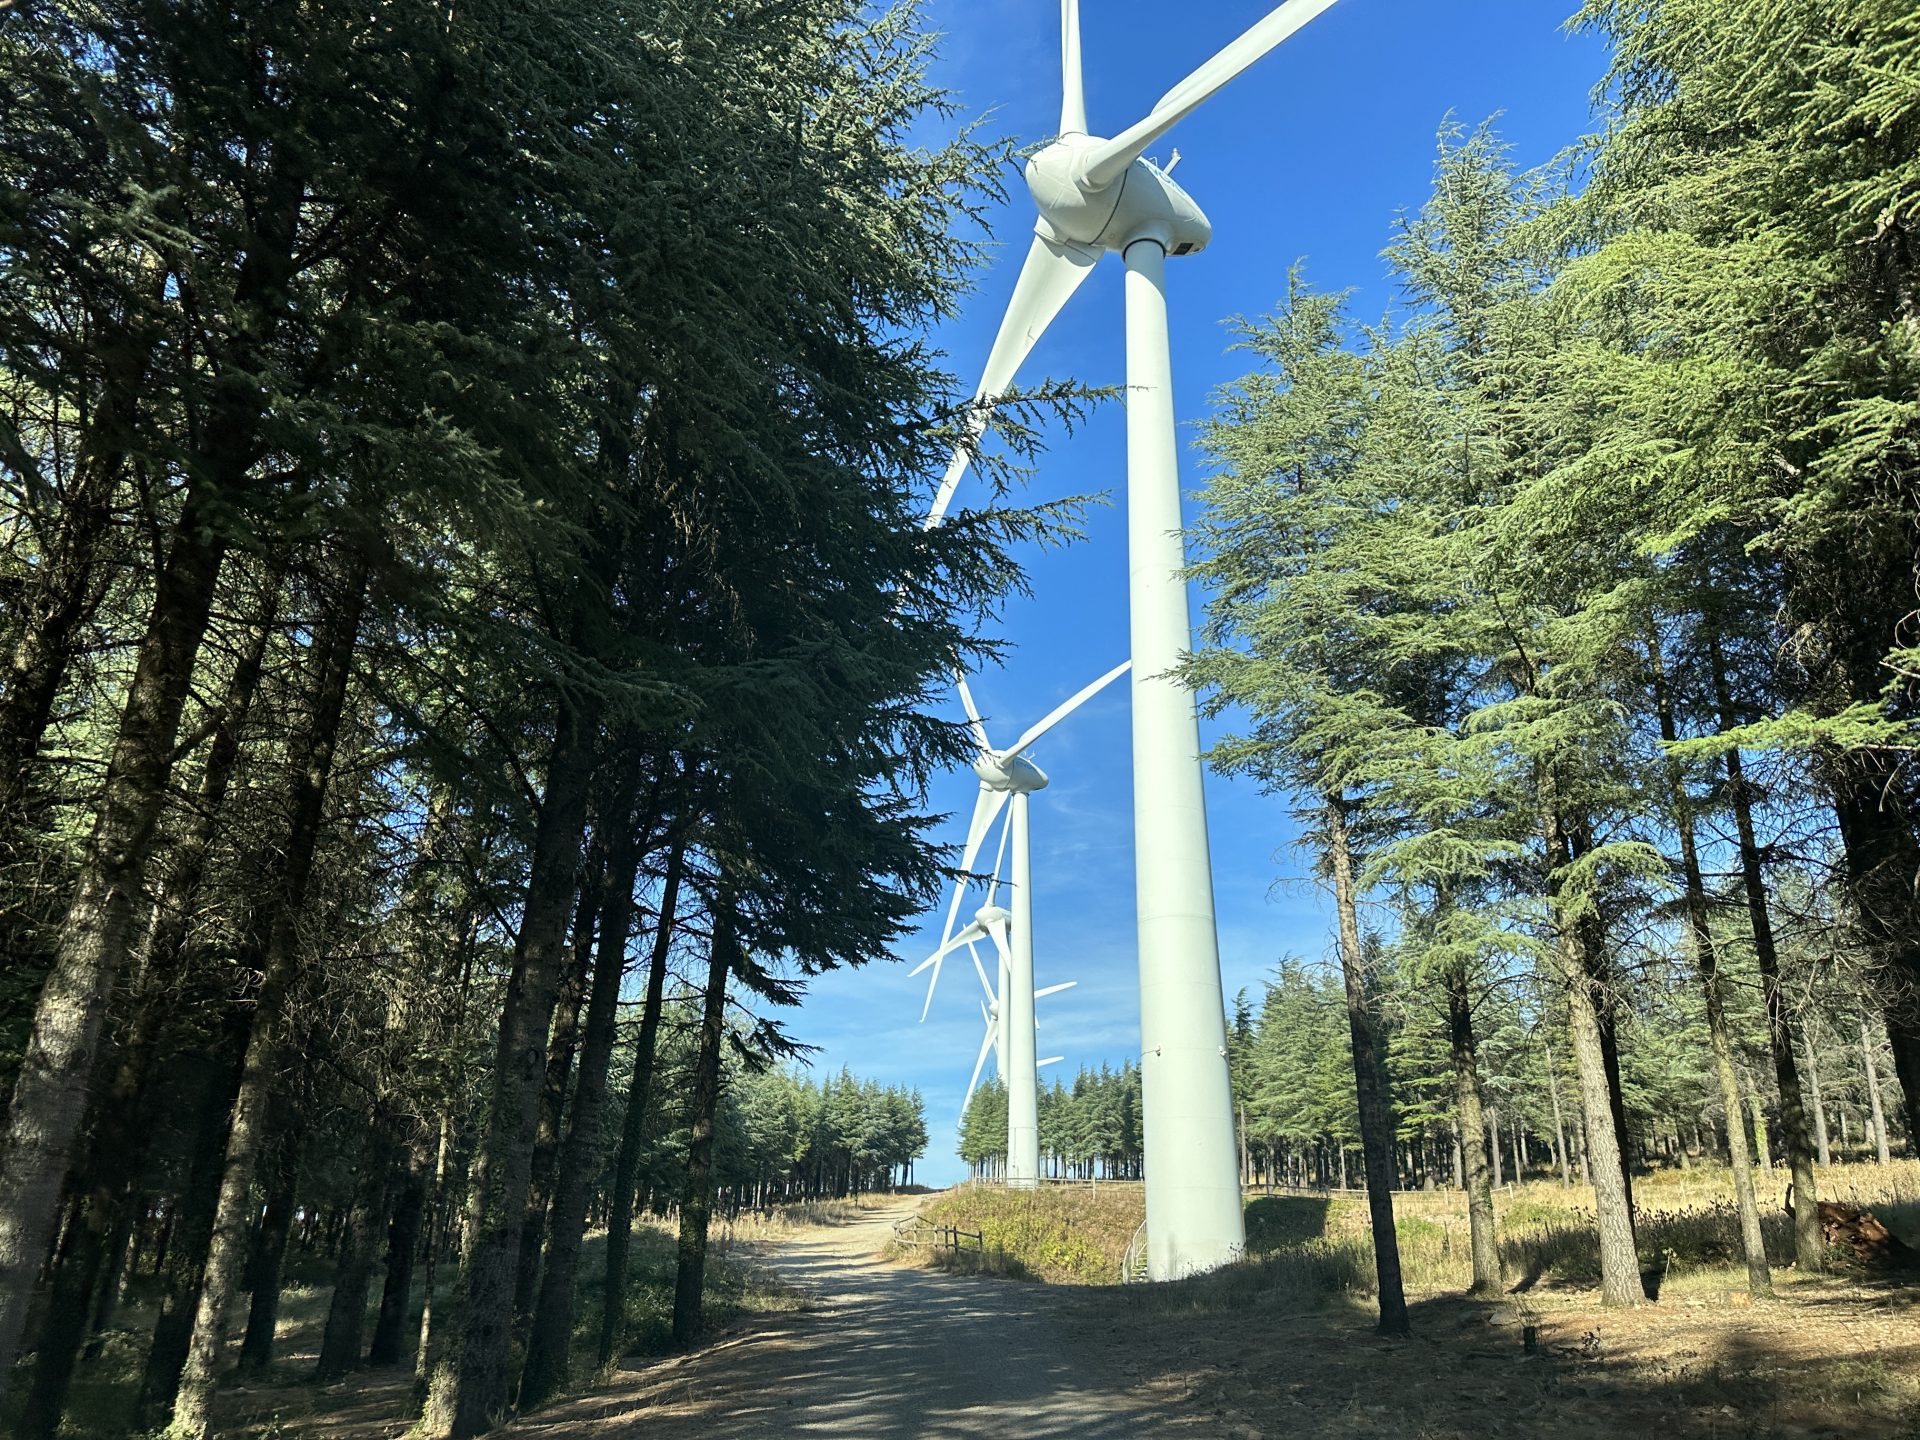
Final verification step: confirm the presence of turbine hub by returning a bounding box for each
[975,904,1011,928]
[1025,136,1212,256]
[973,751,1049,794]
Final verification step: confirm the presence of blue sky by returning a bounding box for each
[793,0,1609,1184]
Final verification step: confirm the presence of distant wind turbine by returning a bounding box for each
[913,662,1126,1183]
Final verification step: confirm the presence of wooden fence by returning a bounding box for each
[892,1215,984,1253]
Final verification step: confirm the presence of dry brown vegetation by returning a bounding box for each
[901,1163,1920,1436]
[908,1163,1920,1293]
[184,1175,1920,1439]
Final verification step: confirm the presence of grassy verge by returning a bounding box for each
[904,1160,1920,1302]
[897,1184,1145,1283]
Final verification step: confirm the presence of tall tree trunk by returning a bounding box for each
[1731,777,1814,1223]
[30,562,286,1424]
[599,837,686,1366]
[14,549,273,1429]
[0,135,301,1358]
[1542,796,1643,1306]
[0,312,158,842]
[137,1017,250,1426]
[0,481,232,1381]
[316,1128,393,1381]
[362,802,472,1372]
[1591,943,1636,1220]
[1862,1015,1893,1165]
[368,1131,431,1367]
[1324,798,1409,1336]
[16,564,285,1427]
[1691,899,1773,1298]
[167,561,369,1440]
[1710,636,1823,1268]
[513,857,599,1328]
[414,908,480,1386]
[671,905,735,1349]
[1443,964,1500,1296]
[521,774,645,1406]
[1650,631,1771,1296]
[415,1108,464,1386]
[1804,1030,1831,1168]
[238,1109,303,1372]
[420,695,601,1439]
[1747,1084,1773,1171]
[18,1192,111,1440]
[1545,1046,1571,1187]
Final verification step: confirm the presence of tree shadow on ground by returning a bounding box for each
[1103,1269,1920,1438]
[1243,1196,1331,1253]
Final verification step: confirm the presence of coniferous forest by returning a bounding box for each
[3,0,1920,1436]
[1179,0,1920,1326]
[0,3,977,1436]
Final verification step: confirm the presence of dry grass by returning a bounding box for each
[1078,1276,1920,1439]
[708,1195,879,1248]
[900,1182,1146,1283]
[1081,1161,1920,1438]
[976,1160,1920,1307]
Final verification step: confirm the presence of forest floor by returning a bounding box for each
[511,1184,1920,1439]
[896,1166,1920,1438]
[204,1172,1920,1438]
[1081,1252,1920,1439]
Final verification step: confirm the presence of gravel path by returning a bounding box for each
[508,1198,1183,1439]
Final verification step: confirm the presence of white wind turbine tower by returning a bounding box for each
[928,0,1345,1276]
[912,661,1129,1185]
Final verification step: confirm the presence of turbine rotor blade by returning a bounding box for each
[967,941,997,1007]
[986,915,1014,971]
[1039,1056,1066,1067]
[1005,659,1132,758]
[1060,0,1087,135]
[925,231,1101,528]
[1035,981,1078,999]
[1080,0,1341,189]
[954,675,991,753]
[942,785,1006,951]
[961,789,1011,880]
[915,919,990,1021]
[915,919,990,978]
[964,1021,997,1114]
[984,801,1013,907]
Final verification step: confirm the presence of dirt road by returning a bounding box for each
[507,1197,1199,1439]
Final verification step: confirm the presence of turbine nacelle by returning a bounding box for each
[1027,139,1213,257]
[920,0,1342,535]
[972,750,1049,794]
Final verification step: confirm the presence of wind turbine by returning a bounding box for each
[958,955,1076,1118]
[935,839,1076,1188]
[913,661,1128,1184]
[928,0,1345,1276]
